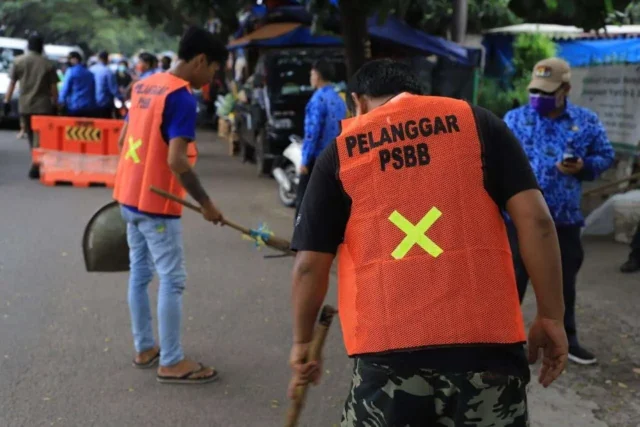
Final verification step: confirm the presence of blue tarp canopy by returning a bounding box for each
[367,15,471,65]
[557,38,640,66]
[228,23,342,49]
[228,14,472,65]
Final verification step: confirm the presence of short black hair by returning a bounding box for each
[312,59,335,82]
[68,51,83,62]
[98,50,109,62]
[347,59,424,113]
[161,56,172,66]
[119,59,128,67]
[138,52,154,65]
[178,26,228,64]
[27,34,44,54]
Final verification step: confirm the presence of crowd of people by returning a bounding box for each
[1,32,177,177]
[5,33,174,123]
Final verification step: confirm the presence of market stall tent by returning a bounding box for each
[228,16,473,66]
[228,23,341,49]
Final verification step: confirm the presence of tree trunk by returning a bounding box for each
[451,0,468,43]
[339,0,370,78]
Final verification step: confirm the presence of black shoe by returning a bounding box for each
[568,345,597,365]
[620,256,640,273]
[28,164,40,180]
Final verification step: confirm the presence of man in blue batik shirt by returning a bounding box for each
[505,58,614,366]
[296,59,347,219]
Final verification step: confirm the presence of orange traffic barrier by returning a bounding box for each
[30,116,124,187]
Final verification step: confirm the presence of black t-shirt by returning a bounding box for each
[291,104,540,379]
[116,72,133,90]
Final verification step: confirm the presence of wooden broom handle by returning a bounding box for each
[149,186,249,234]
[284,306,337,427]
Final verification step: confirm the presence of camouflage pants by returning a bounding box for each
[341,358,529,427]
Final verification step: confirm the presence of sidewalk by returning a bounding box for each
[529,381,607,427]
[522,236,640,427]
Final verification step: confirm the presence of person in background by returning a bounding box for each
[151,56,159,74]
[160,56,172,72]
[137,52,157,80]
[3,33,58,178]
[620,223,640,273]
[90,50,119,118]
[17,117,26,139]
[115,60,133,99]
[288,59,567,426]
[113,26,228,384]
[504,58,615,366]
[295,59,347,220]
[59,51,96,117]
[205,8,222,34]
[233,49,248,84]
[56,63,66,93]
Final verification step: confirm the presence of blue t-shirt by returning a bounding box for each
[123,87,197,218]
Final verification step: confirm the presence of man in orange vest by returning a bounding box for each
[113,27,227,384]
[287,59,568,425]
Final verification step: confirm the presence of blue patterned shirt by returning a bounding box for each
[302,85,347,167]
[504,102,614,226]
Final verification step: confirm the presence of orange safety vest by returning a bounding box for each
[113,73,198,216]
[336,93,526,356]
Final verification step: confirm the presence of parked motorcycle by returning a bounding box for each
[114,98,131,119]
[272,134,302,208]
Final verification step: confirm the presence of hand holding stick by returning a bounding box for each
[149,186,293,254]
[285,305,337,427]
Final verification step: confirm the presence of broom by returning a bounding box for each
[149,186,294,255]
[285,305,337,427]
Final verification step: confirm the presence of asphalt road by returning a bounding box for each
[0,128,638,427]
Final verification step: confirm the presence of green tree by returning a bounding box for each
[0,0,179,55]
[309,0,520,77]
[512,33,557,80]
[97,0,248,40]
[477,33,557,117]
[509,0,631,32]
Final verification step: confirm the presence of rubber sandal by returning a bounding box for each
[156,363,218,385]
[132,350,160,369]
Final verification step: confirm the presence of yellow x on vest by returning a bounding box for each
[389,207,443,260]
[125,137,142,164]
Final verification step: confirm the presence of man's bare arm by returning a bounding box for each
[117,122,128,152]
[506,189,563,319]
[3,80,17,104]
[167,137,210,206]
[291,251,334,343]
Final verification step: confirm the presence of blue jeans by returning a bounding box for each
[120,206,186,366]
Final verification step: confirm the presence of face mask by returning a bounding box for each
[117,65,127,73]
[529,93,557,116]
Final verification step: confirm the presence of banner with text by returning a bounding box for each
[571,64,640,153]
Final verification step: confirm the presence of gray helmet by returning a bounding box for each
[82,201,129,272]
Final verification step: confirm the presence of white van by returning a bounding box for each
[44,44,84,63]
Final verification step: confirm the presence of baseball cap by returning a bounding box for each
[527,58,571,93]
